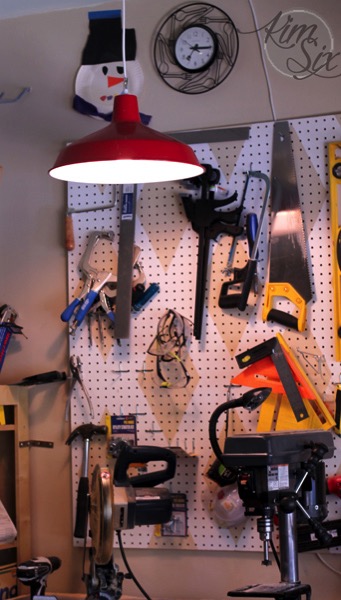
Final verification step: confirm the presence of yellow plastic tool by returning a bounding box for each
[262,283,307,332]
[334,381,341,436]
[328,141,341,361]
[263,334,335,431]
[232,333,335,431]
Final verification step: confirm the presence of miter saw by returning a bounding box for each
[209,388,335,600]
[85,442,176,600]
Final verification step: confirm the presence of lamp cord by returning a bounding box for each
[121,0,128,92]
[247,0,276,121]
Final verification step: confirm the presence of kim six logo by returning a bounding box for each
[240,9,341,80]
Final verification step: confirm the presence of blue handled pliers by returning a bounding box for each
[61,271,114,333]
[61,230,116,334]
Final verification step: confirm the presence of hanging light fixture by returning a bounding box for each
[49,1,204,185]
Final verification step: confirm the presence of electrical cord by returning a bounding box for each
[117,530,152,600]
[270,538,281,570]
[208,399,239,484]
[121,0,128,91]
[316,552,341,575]
[246,0,277,121]
[208,388,271,483]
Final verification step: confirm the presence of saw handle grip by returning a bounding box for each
[218,276,245,309]
[262,283,307,331]
[266,308,300,330]
[237,259,258,311]
[218,260,257,310]
[114,445,176,488]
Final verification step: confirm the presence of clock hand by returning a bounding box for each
[192,45,213,51]
[185,44,213,61]
[183,41,212,52]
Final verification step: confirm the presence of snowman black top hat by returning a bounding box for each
[81,11,136,65]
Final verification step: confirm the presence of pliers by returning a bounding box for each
[62,270,114,334]
[69,355,94,419]
[61,230,116,334]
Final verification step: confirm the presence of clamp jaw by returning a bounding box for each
[61,231,153,334]
[61,231,116,333]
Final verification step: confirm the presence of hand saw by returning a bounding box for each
[262,121,312,331]
[328,142,341,361]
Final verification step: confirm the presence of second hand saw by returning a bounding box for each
[263,121,312,332]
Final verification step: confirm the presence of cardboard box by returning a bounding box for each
[0,563,17,599]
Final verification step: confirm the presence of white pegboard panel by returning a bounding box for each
[65,114,341,553]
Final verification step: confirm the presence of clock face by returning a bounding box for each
[174,25,217,72]
[153,3,239,94]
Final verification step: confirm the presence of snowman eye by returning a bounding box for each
[102,66,108,75]
[116,66,124,75]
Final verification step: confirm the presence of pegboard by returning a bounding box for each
[65,113,341,553]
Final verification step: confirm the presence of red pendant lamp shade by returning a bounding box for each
[49,94,204,184]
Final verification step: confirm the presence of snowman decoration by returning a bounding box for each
[73,10,149,123]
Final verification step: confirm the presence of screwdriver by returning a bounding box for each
[246,212,259,294]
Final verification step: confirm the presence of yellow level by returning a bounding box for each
[328,142,341,361]
[335,382,341,436]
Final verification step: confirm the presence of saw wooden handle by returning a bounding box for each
[65,213,75,251]
[262,282,307,331]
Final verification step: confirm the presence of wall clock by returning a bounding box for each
[153,3,239,94]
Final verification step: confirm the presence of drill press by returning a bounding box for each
[209,388,335,600]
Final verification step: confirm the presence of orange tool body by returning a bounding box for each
[232,334,335,431]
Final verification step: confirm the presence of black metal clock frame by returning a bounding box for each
[153,2,239,95]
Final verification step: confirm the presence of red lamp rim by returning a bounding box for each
[50,93,204,181]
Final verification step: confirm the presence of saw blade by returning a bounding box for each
[89,465,114,565]
[263,121,312,331]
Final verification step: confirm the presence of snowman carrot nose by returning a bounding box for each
[107,76,125,87]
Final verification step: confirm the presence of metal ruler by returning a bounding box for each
[114,184,137,339]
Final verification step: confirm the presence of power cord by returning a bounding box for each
[117,530,152,600]
[316,552,341,575]
[246,0,277,121]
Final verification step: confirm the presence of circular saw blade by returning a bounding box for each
[90,465,114,565]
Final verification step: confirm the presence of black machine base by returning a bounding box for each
[228,582,311,600]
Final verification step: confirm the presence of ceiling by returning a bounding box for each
[0,0,107,19]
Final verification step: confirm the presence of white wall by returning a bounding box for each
[0,1,340,598]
